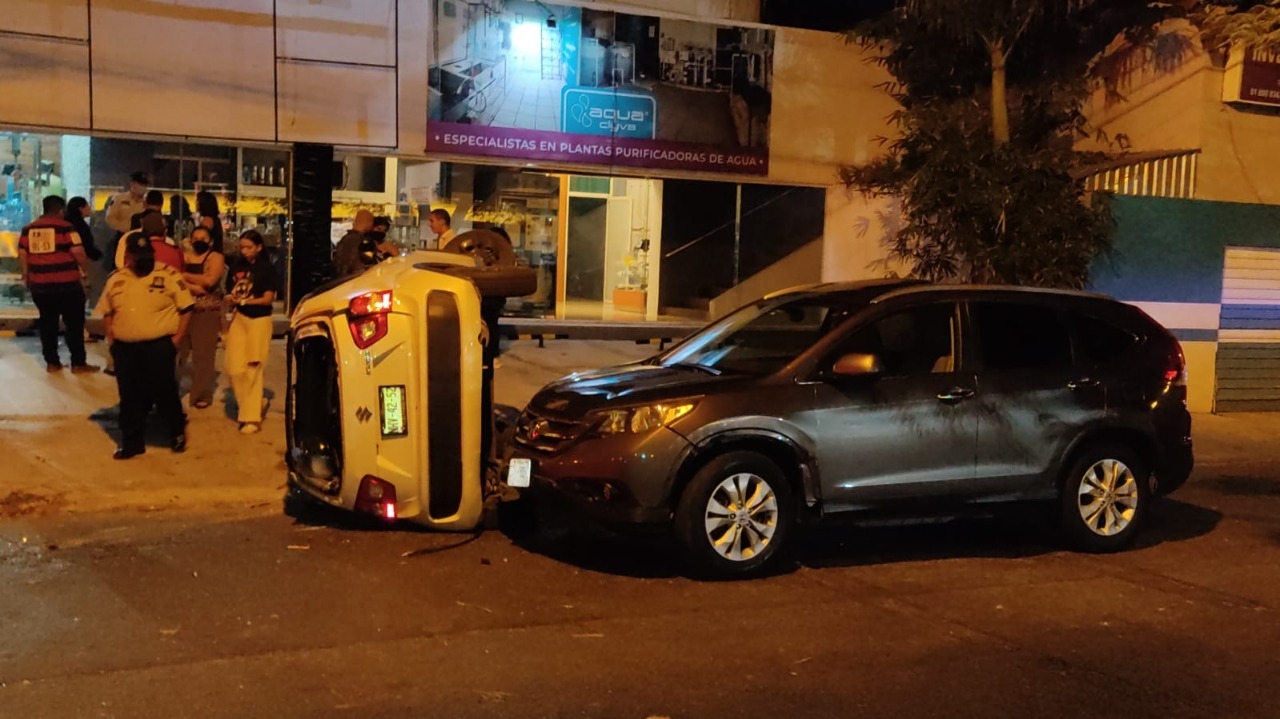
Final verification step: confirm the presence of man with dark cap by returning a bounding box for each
[96,231,195,459]
[104,172,150,272]
[106,171,149,236]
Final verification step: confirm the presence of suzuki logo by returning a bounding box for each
[356,406,373,424]
[529,420,549,440]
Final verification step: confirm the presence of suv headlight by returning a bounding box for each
[592,403,696,435]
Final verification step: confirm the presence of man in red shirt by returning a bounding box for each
[19,195,96,373]
[137,212,183,270]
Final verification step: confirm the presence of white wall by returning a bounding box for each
[821,188,911,283]
[1081,34,1280,207]
[709,236,824,318]
[0,0,405,149]
[0,0,90,129]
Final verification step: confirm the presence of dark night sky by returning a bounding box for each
[761,0,896,31]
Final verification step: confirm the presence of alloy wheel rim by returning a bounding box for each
[704,472,779,562]
[1077,459,1139,536]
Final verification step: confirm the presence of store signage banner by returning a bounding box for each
[427,0,774,175]
[1239,48,1280,106]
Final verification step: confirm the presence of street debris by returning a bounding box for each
[0,491,60,518]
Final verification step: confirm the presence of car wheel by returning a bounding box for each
[674,451,794,579]
[1059,444,1150,553]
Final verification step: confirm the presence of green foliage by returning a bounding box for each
[1195,1,1280,54]
[841,1,1184,288]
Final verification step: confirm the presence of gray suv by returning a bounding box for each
[504,281,1194,577]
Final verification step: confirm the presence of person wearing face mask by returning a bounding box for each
[96,232,194,459]
[179,226,226,409]
[223,230,278,435]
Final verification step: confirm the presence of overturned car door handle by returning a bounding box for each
[937,387,976,403]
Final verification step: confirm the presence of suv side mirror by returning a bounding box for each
[831,352,883,378]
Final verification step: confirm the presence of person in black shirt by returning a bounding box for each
[195,191,225,254]
[223,229,278,435]
[63,197,101,261]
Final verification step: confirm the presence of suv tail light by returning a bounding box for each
[348,291,393,349]
[354,475,398,519]
[1165,336,1187,387]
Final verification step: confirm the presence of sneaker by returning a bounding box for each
[113,447,144,460]
[172,434,187,453]
[70,364,100,374]
[239,422,261,435]
[46,363,64,373]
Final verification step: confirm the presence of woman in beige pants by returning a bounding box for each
[223,230,278,434]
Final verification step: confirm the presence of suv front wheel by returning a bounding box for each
[675,451,795,578]
[1059,443,1151,553]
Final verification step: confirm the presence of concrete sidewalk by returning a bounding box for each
[1,334,1277,519]
[0,336,654,519]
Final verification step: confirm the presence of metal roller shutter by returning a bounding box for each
[1216,247,1280,412]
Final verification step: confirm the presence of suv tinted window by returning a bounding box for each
[835,303,957,376]
[972,301,1072,371]
[1070,313,1141,365]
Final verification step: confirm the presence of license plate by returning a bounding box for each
[507,458,532,488]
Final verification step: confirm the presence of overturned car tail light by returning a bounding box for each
[348,291,393,349]
[354,475,398,520]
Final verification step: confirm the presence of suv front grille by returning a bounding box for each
[513,410,590,453]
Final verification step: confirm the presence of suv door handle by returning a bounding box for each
[937,387,976,403]
[1067,377,1101,390]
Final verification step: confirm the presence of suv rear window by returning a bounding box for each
[1069,312,1141,365]
[972,301,1072,371]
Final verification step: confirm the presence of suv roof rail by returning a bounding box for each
[763,278,926,300]
[873,283,1113,303]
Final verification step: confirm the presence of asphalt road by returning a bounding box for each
[2,337,1279,718]
[2,463,1278,719]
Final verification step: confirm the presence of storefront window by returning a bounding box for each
[396,162,664,321]
[401,161,563,316]
[1,131,90,311]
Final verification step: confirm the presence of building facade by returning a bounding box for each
[0,0,898,323]
[1080,36,1280,412]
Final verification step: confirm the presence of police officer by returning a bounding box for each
[96,232,195,459]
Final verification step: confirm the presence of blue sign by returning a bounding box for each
[561,88,657,140]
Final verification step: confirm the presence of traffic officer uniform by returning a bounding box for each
[96,233,196,459]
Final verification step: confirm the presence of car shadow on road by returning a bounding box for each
[1133,498,1224,549]
[799,499,1223,570]
[499,498,1223,579]
[1197,475,1280,498]
[495,499,692,580]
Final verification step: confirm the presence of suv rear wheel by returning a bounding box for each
[1059,444,1150,553]
[674,451,794,578]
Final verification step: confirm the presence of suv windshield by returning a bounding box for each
[658,292,872,376]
